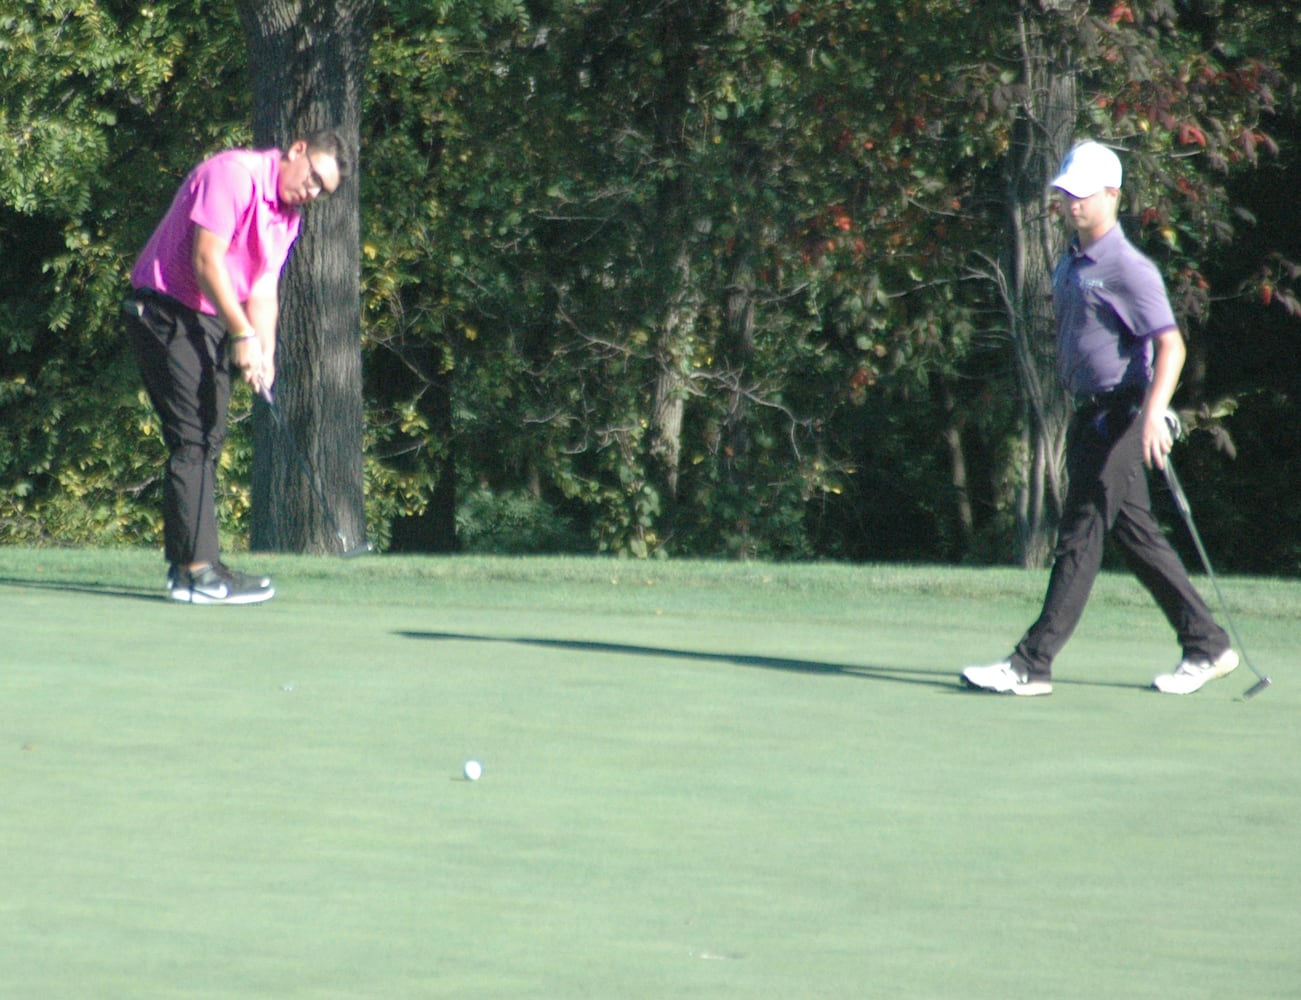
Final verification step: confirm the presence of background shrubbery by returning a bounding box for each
[2,0,1297,573]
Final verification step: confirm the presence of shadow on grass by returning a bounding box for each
[398,631,1154,693]
[0,576,166,604]
[397,630,958,690]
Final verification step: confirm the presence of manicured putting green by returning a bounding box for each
[1,549,1297,998]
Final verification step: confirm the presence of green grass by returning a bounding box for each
[2,548,1298,998]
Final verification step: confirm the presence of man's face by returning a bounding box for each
[278,140,341,208]
[1057,188,1119,241]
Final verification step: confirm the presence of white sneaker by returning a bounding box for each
[960,660,1052,697]
[1152,648,1239,695]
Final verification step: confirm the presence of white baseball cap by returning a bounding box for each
[1051,141,1123,198]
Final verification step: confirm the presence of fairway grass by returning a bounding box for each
[2,548,1298,999]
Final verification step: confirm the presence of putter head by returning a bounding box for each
[337,534,374,559]
[1163,409,1183,441]
[1242,676,1273,700]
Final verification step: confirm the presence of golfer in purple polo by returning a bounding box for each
[961,141,1236,696]
[124,131,350,604]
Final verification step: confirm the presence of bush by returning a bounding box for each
[455,486,587,554]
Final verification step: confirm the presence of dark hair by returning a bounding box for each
[303,129,354,181]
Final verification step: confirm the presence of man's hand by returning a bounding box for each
[1140,407,1173,470]
[230,335,263,388]
[1142,327,1186,470]
[257,354,276,397]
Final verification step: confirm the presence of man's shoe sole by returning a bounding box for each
[171,586,275,606]
[960,674,1053,697]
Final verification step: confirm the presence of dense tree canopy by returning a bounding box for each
[2,0,1298,574]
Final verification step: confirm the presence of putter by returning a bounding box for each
[258,382,373,559]
[1162,411,1271,699]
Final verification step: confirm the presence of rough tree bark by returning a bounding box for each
[236,0,374,554]
[1003,1,1078,568]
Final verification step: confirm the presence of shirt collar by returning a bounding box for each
[1071,222,1125,262]
[261,149,299,219]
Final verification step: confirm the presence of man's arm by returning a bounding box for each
[1140,327,1185,471]
[193,225,263,388]
[245,273,279,395]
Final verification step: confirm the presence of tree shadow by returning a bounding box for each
[396,630,958,690]
[0,576,166,604]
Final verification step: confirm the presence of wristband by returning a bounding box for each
[230,328,258,343]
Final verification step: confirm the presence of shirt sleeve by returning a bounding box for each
[188,156,256,244]
[1116,253,1178,338]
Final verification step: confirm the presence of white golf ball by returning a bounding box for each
[464,759,483,781]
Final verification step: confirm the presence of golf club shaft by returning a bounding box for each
[1162,455,1270,692]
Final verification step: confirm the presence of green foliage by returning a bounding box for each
[455,485,584,554]
[2,0,1297,572]
[0,0,251,548]
[356,0,988,557]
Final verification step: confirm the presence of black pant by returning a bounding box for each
[124,290,232,569]
[1011,402,1228,679]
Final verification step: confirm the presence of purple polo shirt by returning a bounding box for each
[131,149,301,316]
[1051,224,1178,398]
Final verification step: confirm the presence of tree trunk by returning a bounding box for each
[650,244,696,507]
[1005,2,1077,568]
[644,1,716,538]
[237,0,374,554]
[939,378,975,551]
[721,251,756,476]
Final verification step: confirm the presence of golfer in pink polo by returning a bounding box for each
[125,131,351,604]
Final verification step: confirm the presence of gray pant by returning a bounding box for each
[1012,402,1228,679]
[125,289,232,569]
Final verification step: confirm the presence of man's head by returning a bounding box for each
[1052,141,1122,243]
[278,130,354,208]
[1051,141,1122,198]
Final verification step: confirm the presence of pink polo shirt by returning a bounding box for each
[131,148,302,316]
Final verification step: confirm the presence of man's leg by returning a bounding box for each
[1111,481,1230,661]
[1011,407,1138,678]
[126,295,230,568]
[1011,499,1106,679]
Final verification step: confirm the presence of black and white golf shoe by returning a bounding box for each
[169,563,275,605]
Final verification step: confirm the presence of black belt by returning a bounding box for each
[124,286,159,311]
[1072,385,1145,414]
[127,286,175,306]
[122,286,189,320]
